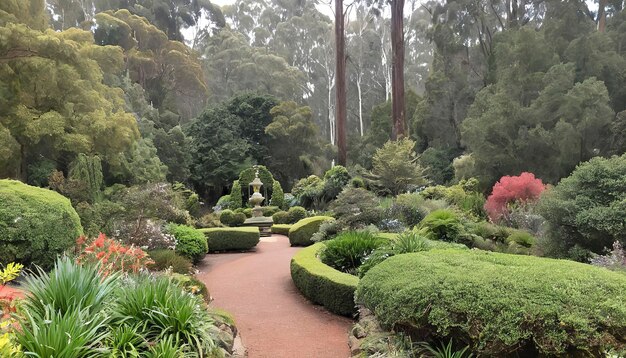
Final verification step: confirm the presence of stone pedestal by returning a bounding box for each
[243,216,274,237]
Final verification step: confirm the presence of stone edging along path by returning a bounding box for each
[196,234,353,358]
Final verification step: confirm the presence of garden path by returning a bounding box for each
[196,234,353,358]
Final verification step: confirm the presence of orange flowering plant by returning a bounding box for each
[76,233,154,276]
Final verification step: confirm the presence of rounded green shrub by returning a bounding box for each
[219,209,246,227]
[538,154,626,257]
[288,216,335,246]
[357,250,626,356]
[320,232,387,275]
[261,206,280,217]
[350,177,365,188]
[322,165,351,201]
[0,179,83,270]
[166,224,208,263]
[216,194,232,209]
[271,224,292,236]
[199,227,260,252]
[392,193,426,228]
[287,206,307,223]
[419,209,467,244]
[330,187,382,229]
[506,230,536,248]
[290,243,359,316]
[272,211,290,224]
[147,249,193,274]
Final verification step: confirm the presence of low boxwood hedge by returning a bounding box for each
[271,224,292,236]
[357,249,626,356]
[199,227,260,252]
[291,243,358,316]
[288,216,334,246]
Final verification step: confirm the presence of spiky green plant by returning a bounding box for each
[107,324,147,357]
[417,340,474,358]
[320,231,387,275]
[22,256,119,318]
[113,275,216,357]
[16,305,110,358]
[145,337,192,358]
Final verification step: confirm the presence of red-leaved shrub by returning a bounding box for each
[76,233,154,276]
[485,172,546,222]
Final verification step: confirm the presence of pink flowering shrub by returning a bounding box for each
[76,233,154,276]
[485,172,546,222]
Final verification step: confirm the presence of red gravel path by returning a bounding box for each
[196,235,353,358]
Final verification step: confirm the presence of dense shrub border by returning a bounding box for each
[271,224,292,236]
[288,216,334,246]
[357,249,626,356]
[199,227,260,252]
[290,243,358,316]
[0,179,83,270]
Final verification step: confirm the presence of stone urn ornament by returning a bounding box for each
[243,166,274,236]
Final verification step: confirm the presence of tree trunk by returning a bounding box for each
[391,0,407,140]
[598,0,608,32]
[357,73,364,136]
[335,0,347,165]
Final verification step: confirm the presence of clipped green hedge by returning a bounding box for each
[288,216,334,246]
[357,249,626,356]
[0,180,83,270]
[271,224,292,236]
[291,243,359,316]
[199,227,260,252]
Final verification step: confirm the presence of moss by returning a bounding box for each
[271,224,292,236]
[0,179,83,270]
[199,227,260,252]
[357,249,626,356]
[288,216,334,246]
[291,243,359,316]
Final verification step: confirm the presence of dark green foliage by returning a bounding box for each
[229,180,243,209]
[506,231,536,248]
[0,179,83,270]
[419,147,459,185]
[392,193,427,228]
[287,206,307,223]
[238,165,276,203]
[351,177,366,188]
[68,153,104,203]
[291,175,324,209]
[357,250,626,356]
[290,243,359,316]
[322,165,351,201]
[370,138,429,195]
[272,211,290,224]
[166,224,208,263]
[187,105,252,197]
[539,154,626,257]
[271,224,292,235]
[419,209,468,244]
[27,158,57,187]
[227,93,279,164]
[219,209,246,227]
[200,227,260,251]
[147,249,193,274]
[270,180,285,208]
[320,232,387,275]
[288,216,335,246]
[330,187,382,229]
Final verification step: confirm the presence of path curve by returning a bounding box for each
[196,234,353,358]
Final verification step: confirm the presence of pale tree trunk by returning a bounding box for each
[380,26,392,101]
[391,0,407,140]
[356,73,364,136]
[598,0,608,32]
[328,72,336,145]
[335,0,347,166]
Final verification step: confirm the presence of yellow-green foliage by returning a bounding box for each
[0,262,23,285]
[290,243,359,316]
[0,180,83,270]
[271,224,292,235]
[200,227,260,252]
[357,249,626,356]
[288,216,334,246]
